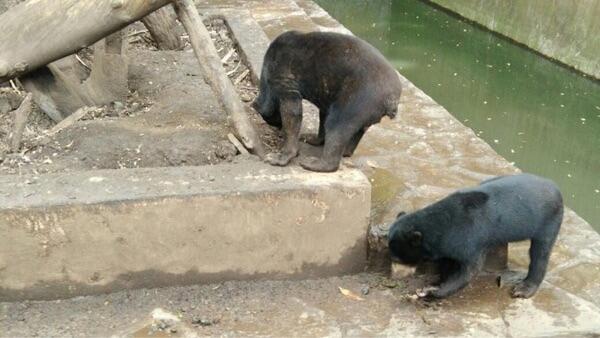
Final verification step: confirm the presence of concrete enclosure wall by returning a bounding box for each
[0,162,371,301]
[429,0,600,79]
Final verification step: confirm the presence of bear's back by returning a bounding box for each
[268,31,399,84]
[475,174,562,233]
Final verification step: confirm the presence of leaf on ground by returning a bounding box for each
[338,286,365,301]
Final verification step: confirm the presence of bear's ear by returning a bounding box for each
[460,191,489,209]
[396,211,407,218]
[409,231,422,247]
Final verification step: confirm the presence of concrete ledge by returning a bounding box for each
[0,159,370,301]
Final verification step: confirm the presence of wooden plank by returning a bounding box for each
[0,0,172,82]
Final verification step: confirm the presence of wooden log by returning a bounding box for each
[173,0,265,157]
[0,0,172,83]
[20,31,129,121]
[20,68,69,122]
[142,6,182,50]
[10,93,33,152]
[82,31,129,106]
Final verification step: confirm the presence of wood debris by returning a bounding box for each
[338,287,365,301]
[234,69,249,85]
[227,133,249,154]
[220,49,235,64]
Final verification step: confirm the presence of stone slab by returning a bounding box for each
[0,158,370,301]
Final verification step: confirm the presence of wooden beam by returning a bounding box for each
[0,0,172,82]
[173,0,264,157]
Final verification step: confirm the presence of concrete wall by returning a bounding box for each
[0,162,371,301]
[429,0,600,79]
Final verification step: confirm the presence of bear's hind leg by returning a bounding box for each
[343,127,367,157]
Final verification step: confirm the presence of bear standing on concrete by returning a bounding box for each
[252,31,402,172]
[388,174,563,299]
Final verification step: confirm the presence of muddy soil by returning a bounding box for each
[2,272,485,337]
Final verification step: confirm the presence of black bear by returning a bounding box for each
[388,174,563,299]
[252,31,402,172]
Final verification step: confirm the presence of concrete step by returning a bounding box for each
[0,158,370,301]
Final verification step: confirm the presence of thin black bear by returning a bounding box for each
[252,31,402,172]
[388,174,563,299]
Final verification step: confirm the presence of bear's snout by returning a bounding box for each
[387,225,401,258]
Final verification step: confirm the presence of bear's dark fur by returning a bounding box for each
[252,31,402,172]
[388,174,563,299]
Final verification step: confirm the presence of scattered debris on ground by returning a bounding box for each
[129,28,160,51]
[0,17,275,176]
[150,308,180,333]
[0,83,156,175]
[338,286,365,301]
[0,87,54,169]
[191,316,220,327]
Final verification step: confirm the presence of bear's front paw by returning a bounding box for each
[300,156,339,172]
[511,280,539,298]
[265,152,295,166]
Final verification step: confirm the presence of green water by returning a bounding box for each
[316,0,600,230]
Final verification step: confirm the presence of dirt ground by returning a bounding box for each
[0,18,280,175]
[0,9,319,175]
[3,271,502,337]
[3,269,559,338]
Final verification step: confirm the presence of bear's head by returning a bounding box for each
[252,86,282,128]
[388,211,424,266]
